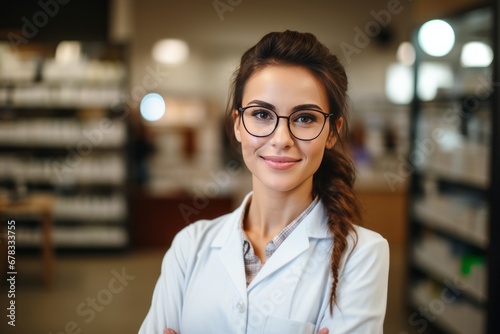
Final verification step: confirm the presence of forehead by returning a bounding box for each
[242,65,328,110]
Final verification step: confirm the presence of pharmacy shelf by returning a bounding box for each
[0,155,126,186]
[409,282,486,334]
[412,247,487,304]
[413,201,488,249]
[407,5,498,333]
[0,84,123,109]
[0,119,126,148]
[0,41,129,250]
[420,164,489,190]
[16,226,128,248]
[53,194,127,222]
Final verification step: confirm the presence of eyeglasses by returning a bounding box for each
[237,105,333,141]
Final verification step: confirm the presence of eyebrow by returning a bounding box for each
[246,99,325,113]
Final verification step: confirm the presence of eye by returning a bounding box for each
[293,112,318,124]
[250,108,275,121]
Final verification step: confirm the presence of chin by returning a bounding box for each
[255,174,312,194]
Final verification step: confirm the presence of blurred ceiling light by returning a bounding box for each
[140,93,166,121]
[152,39,189,65]
[418,20,455,57]
[385,63,414,104]
[396,42,415,66]
[417,62,454,101]
[55,41,81,64]
[461,41,493,67]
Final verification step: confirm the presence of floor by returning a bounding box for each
[0,245,417,334]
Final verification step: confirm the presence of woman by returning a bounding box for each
[139,30,389,334]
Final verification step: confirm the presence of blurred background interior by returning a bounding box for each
[0,0,498,333]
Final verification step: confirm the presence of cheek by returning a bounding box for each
[240,133,265,157]
[311,147,326,167]
[302,141,327,168]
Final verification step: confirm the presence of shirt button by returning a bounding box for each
[236,301,246,313]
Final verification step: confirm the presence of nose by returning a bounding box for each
[270,117,294,148]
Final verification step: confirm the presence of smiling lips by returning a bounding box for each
[261,156,301,170]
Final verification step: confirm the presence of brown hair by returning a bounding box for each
[226,30,360,313]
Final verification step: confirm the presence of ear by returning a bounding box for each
[326,117,343,149]
[233,109,242,143]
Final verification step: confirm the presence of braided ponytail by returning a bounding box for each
[313,148,360,313]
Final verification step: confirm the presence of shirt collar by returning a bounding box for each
[211,192,330,248]
[238,194,321,242]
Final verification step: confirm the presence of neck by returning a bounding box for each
[244,178,314,239]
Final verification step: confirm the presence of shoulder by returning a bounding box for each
[172,192,250,249]
[353,225,388,249]
[172,210,235,249]
[350,225,389,258]
[341,225,389,274]
[159,210,238,273]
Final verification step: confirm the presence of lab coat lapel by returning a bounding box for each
[247,221,310,291]
[211,199,248,301]
[247,199,330,291]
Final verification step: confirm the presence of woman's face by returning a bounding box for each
[234,65,342,195]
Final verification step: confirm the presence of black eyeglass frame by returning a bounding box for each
[237,106,334,141]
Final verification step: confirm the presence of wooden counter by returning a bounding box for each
[0,194,55,287]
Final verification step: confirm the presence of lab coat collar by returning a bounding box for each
[211,192,330,247]
[211,192,331,294]
[211,192,252,248]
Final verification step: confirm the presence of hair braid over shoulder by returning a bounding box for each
[313,149,360,312]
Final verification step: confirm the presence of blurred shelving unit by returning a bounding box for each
[407,4,499,334]
[0,41,129,250]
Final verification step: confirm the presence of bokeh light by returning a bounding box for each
[152,39,189,65]
[140,93,166,121]
[461,41,493,67]
[418,20,455,57]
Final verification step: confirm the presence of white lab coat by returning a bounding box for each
[139,193,389,334]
